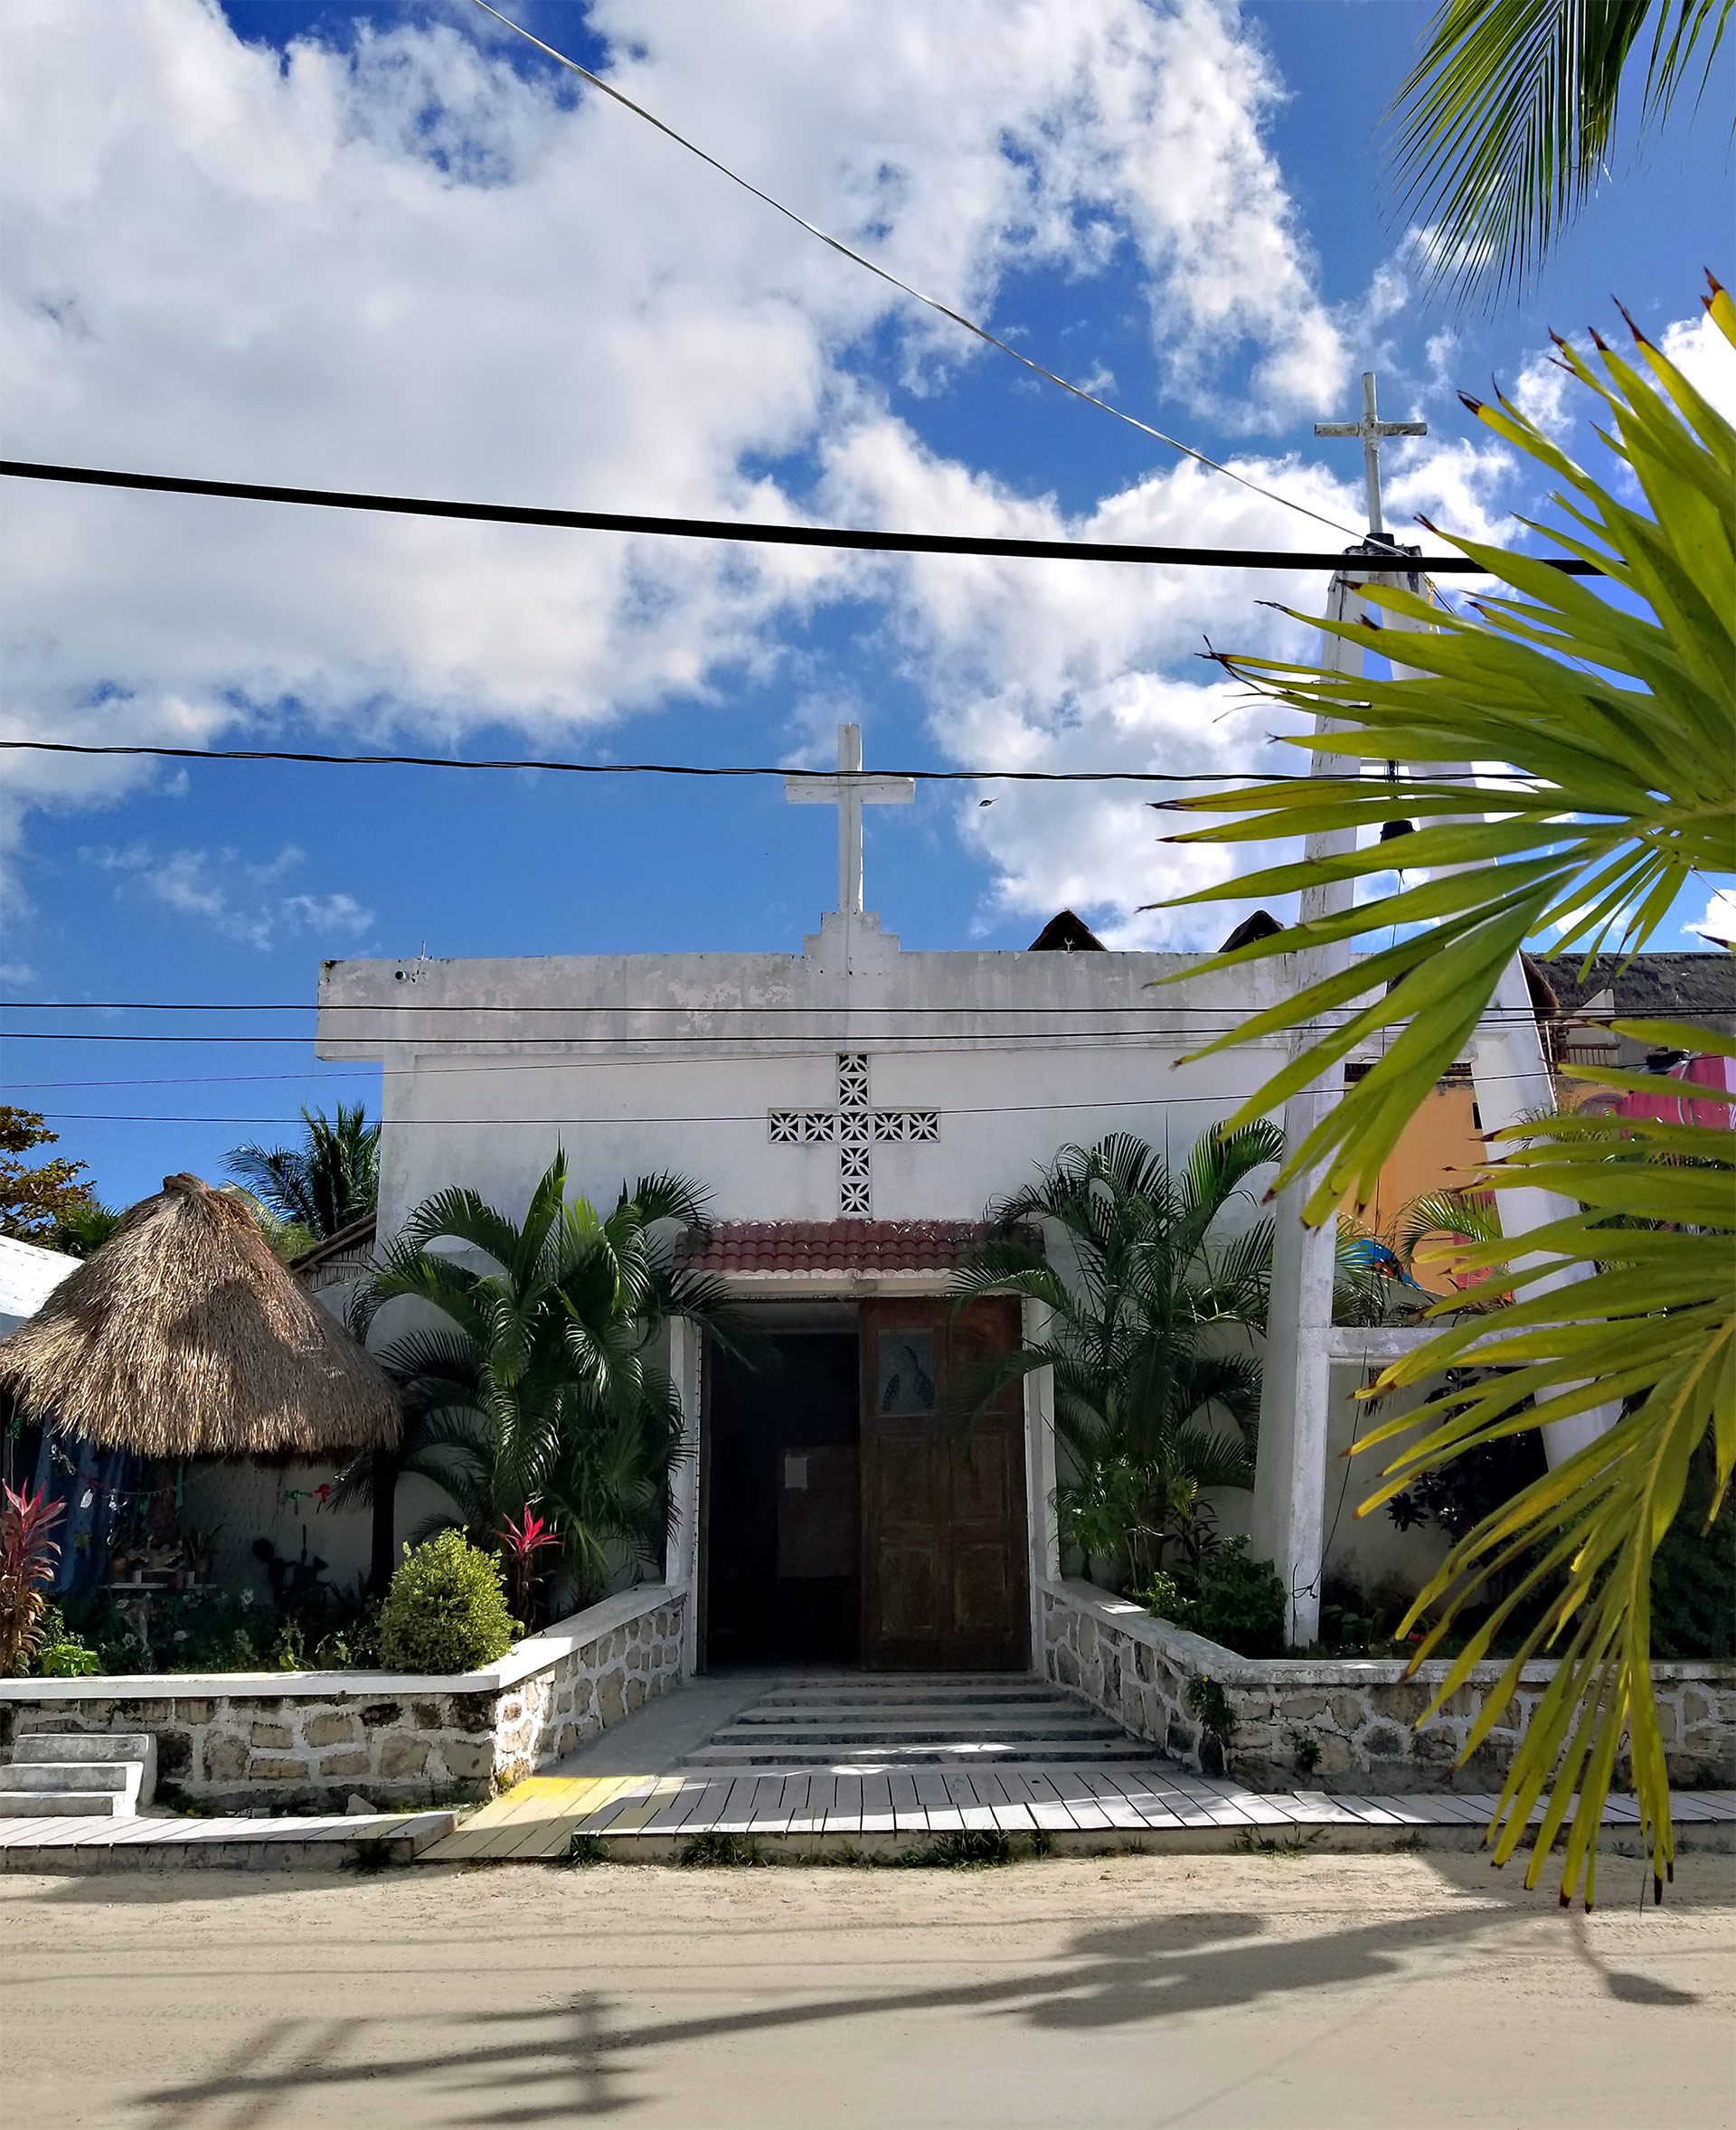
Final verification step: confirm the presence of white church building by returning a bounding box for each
[316,536,1590,1673]
[316,725,1311,1677]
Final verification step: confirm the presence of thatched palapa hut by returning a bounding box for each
[0,1173,399,1456]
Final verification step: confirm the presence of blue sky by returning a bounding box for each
[0,0,1730,1210]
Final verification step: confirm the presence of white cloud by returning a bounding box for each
[1659,306,1736,419]
[1695,888,1736,945]
[0,0,1358,909]
[1510,346,1575,440]
[84,841,374,949]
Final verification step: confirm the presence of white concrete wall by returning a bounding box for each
[317,915,1297,1240]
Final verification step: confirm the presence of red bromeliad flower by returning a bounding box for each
[495,1504,559,1618]
[1,1482,66,1675]
[497,1506,558,1564]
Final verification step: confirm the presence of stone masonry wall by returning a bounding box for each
[1042,1579,1736,1794]
[0,1588,685,1813]
[493,1593,684,1788]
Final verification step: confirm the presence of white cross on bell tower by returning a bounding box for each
[785,723,914,917]
[1314,371,1427,540]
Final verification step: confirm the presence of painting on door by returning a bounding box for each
[858,1296,1029,1671]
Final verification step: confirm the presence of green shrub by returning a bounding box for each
[1137,1538,1287,1658]
[378,1531,516,1674]
[24,1606,102,1678]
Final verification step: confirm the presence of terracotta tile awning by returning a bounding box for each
[675,1220,1010,1276]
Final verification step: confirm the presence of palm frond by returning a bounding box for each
[1158,287,1736,1222]
[1149,281,1736,1904]
[1388,0,1731,300]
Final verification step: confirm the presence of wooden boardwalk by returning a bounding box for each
[418,1767,1736,1863]
[0,1809,457,1871]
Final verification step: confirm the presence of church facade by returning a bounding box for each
[316,730,1295,1676]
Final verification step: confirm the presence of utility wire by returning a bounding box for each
[465,0,1361,538]
[0,998,1596,1017]
[0,738,1539,782]
[0,460,1589,574]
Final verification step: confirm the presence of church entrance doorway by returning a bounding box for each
[859,1297,1030,1672]
[703,1330,862,1666]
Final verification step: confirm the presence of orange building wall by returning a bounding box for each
[1350,1079,1488,1296]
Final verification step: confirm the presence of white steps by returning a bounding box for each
[681,1676,1158,1769]
[0,1732,156,1818]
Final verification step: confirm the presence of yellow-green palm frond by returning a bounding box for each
[1156,278,1734,1224]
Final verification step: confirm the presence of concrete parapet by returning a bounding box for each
[1039,1578,1736,1793]
[0,1585,685,1813]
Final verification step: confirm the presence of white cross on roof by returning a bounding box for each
[1314,371,1428,541]
[785,723,914,916]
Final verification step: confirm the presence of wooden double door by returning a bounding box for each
[857,1297,1030,1672]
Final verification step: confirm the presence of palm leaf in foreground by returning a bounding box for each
[1147,281,1734,1904]
[1354,1024,1734,1907]
[1389,0,1732,299]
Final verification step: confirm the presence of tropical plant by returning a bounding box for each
[0,1109,103,1244]
[1400,1186,1509,1304]
[1139,1537,1289,1658]
[0,1482,64,1675]
[1153,281,1735,1905]
[226,1102,380,1241]
[364,1153,753,1606]
[48,1201,126,1258]
[377,1530,516,1674]
[496,1505,560,1619]
[1391,0,1732,297]
[951,1126,1285,1591]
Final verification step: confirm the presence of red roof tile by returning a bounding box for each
[675,1220,1014,1275]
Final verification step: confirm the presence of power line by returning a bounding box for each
[0,737,1544,781]
[464,0,1360,539]
[0,460,1592,575]
[18,1055,1656,1128]
[0,1005,1618,1035]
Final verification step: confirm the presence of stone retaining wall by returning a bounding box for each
[1042,1579,1736,1793]
[0,1585,684,1812]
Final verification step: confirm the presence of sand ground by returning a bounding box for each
[4,1845,1732,2128]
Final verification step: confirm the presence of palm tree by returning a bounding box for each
[1156,281,1734,1905]
[362,1153,754,1607]
[226,1103,379,1241]
[949,1126,1284,1592]
[1391,0,1731,298]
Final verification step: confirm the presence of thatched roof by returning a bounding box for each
[0,1173,400,1457]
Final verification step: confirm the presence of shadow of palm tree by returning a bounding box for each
[131,1893,1589,2126]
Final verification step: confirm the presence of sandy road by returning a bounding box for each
[3,1848,1732,2128]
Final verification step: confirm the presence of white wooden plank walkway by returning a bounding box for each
[5,1783,1730,1871]
[415,1771,1736,1862]
[0,1808,458,1870]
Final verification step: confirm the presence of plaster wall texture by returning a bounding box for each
[316,914,1297,1239]
[1042,1579,1736,1794]
[0,1587,684,1812]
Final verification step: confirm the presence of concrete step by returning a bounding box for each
[709,1723,1127,1749]
[681,1673,1155,1772]
[681,1737,1157,1767]
[751,1682,1057,1705]
[7,1732,155,1813]
[11,1732,153,1765]
[0,1790,137,1817]
[730,1704,1124,1730]
[4,1762,134,1794]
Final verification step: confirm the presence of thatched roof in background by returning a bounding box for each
[0,1173,400,1457]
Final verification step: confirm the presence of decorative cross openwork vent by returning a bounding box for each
[769,1052,939,1215]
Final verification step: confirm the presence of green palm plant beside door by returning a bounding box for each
[360,1153,754,1607]
[950,1126,1286,1592]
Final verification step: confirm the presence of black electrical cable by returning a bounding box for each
[0,460,1599,575]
